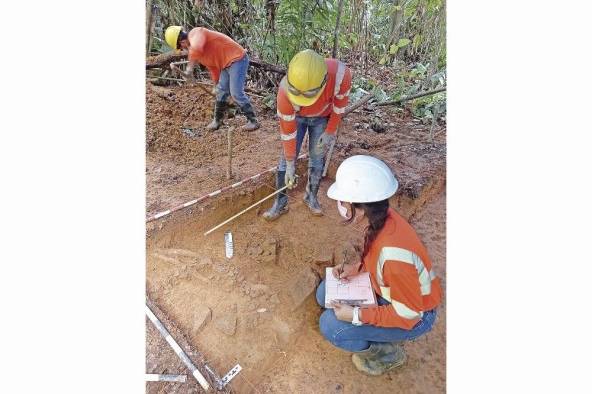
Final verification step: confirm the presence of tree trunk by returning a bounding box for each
[387,0,405,60]
[146,0,155,54]
[331,0,345,58]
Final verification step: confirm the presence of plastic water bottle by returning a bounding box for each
[224,231,233,259]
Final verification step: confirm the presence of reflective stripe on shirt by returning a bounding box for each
[333,105,346,114]
[336,89,351,100]
[333,61,346,96]
[376,246,435,296]
[379,286,424,320]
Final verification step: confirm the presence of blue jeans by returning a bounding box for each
[315,279,437,352]
[278,116,327,171]
[216,53,252,107]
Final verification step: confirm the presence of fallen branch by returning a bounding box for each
[343,93,376,117]
[146,52,286,74]
[146,51,187,69]
[249,58,286,75]
[375,87,446,106]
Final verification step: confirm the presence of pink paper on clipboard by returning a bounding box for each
[324,267,377,308]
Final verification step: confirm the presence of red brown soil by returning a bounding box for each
[145,82,446,393]
[145,83,445,218]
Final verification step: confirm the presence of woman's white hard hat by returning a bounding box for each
[327,155,398,203]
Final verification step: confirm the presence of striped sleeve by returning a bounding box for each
[326,67,352,134]
[361,257,424,329]
[277,87,298,161]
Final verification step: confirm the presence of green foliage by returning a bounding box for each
[149,0,446,114]
[411,92,446,121]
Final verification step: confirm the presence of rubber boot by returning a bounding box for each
[206,101,227,131]
[262,171,289,221]
[303,167,323,216]
[351,343,407,376]
[240,103,260,131]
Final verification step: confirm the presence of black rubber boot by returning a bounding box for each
[351,343,407,376]
[262,170,289,221]
[240,103,260,131]
[206,101,227,130]
[303,167,323,216]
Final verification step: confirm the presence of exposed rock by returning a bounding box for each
[313,248,335,276]
[314,249,334,266]
[287,267,320,309]
[213,305,237,336]
[271,318,294,344]
[191,306,211,336]
[250,283,270,298]
[258,238,278,264]
[334,242,360,266]
[243,313,259,329]
[268,293,280,305]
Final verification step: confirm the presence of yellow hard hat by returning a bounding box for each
[286,49,328,107]
[164,26,183,50]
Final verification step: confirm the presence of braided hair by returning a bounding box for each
[345,199,390,259]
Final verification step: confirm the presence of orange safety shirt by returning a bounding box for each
[359,208,442,329]
[276,58,352,161]
[187,27,246,83]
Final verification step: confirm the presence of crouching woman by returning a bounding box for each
[316,155,442,376]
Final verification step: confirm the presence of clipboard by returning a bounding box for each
[324,267,377,308]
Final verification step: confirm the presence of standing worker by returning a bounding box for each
[262,49,352,221]
[164,26,260,131]
[316,155,442,375]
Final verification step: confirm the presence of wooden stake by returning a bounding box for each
[227,127,233,180]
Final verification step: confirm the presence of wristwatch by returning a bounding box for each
[352,307,364,326]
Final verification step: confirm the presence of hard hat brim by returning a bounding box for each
[326,155,399,203]
[286,84,326,107]
[327,182,397,203]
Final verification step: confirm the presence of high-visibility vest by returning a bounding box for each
[276,58,352,160]
[375,246,439,320]
[360,208,442,328]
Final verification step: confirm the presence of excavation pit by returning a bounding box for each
[146,85,446,393]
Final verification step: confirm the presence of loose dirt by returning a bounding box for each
[145,81,446,393]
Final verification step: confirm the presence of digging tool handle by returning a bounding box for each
[323,136,337,177]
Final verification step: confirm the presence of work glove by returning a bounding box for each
[317,131,336,154]
[285,160,296,189]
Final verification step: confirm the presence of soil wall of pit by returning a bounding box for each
[146,170,445,393]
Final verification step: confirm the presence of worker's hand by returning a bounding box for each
[285,160,296,189]
[332,262,361,282]
[317,131,336,154]
[211,85,217,95]
[331,301,354,322]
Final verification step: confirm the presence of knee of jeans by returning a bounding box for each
[315,283,325,307]
[231,90,249,105]
[216,90,229,102]
[319,310,337,340]
[309,157,323,171]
